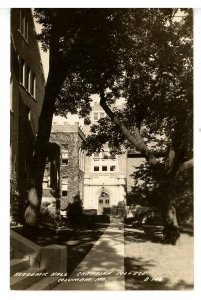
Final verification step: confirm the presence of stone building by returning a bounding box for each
[10,8,45,217]
[41,121,86,217]
[44,102,146,218]
[83,101,127,214]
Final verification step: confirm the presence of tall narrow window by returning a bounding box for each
[20,10,25,36]
[19,57,25,85]
[20,10,28,42]
[25,66,30,90]
[30,73,36,98]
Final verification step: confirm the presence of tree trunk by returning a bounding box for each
[24,57,67,228]
[158,173,180,245]
[161,200,180,245]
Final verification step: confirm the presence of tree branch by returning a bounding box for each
[176,158,193,176]
[99,91,158,166]
[166,148,176,174]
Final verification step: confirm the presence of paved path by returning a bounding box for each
[54,217,125,290]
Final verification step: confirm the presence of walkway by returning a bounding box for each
[54,217,125,290]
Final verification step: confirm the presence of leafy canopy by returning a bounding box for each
[34,9,193,160]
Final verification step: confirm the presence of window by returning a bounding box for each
[110,166,116,171]
[103,152,109,159]
[20,10,28,41]
[30,73,36,98]
[105,199,110,204]
[94,166,99,171]
[25,66,30,90]
[62,180,68,197]
[62,191,68,197]
[94,113,98,120]
[62,151,68,164]
[62,159,68,165]
[93,153,100,158]
[102,166,107,171]
[19,57,25,85]
[62,152,68,159]
[99,199,103,204]
[100,112,105,119]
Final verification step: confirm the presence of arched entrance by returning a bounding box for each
[98,191,110,215]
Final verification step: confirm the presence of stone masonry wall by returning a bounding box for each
[50,129,85,210]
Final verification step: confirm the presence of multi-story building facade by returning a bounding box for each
[10,9,45,216]
[44,103,145,218]
[83,101,127,214]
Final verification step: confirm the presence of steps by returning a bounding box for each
[10,258,30,276]
[10,267,46,290]
[10,230,66,290]
[10,252,58,290]
[10,256,60,290]
[26,276,60,290]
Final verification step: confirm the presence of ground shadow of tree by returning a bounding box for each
[124,225,163,244]
[124,257,193,290]
[66,225,108,275]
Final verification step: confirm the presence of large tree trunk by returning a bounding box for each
[161,200,180,245]
[24,35,68,228]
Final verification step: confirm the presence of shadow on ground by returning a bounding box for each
[124,257,193,290]
[124,225,163,244]
[12,223,108,277]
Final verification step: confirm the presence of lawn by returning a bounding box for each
[124,225,194,290]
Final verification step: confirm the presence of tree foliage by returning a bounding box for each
[30,9,193,241]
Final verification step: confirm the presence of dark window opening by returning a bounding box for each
[62,159,68,165]
[62,191,67,197]
[102,166,107,171]
[94,166,99,171]
[110,166,116,171]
